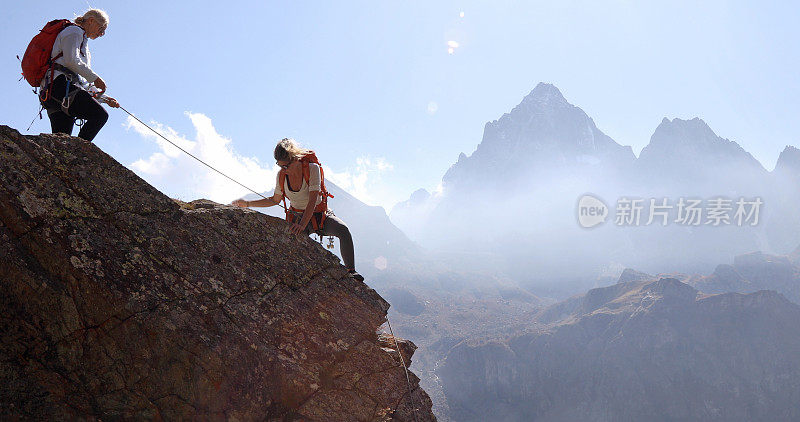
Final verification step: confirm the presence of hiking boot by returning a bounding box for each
[348,269,364,282]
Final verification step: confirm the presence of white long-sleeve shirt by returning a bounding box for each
[45,25,99,89]
[275,163,323,210]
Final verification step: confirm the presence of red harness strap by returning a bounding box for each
[278,153,333,232]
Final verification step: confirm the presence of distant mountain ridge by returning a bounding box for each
[440,83,635,193]
[440,276,800,421]
[775,145,800,176]
[686,250,800,303]
[391,82,800,282]
[634,117,768,194]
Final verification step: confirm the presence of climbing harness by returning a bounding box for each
[312,233,336,249]
[386,316,421,422]
[119,106,284,209]
[279,151,334,232]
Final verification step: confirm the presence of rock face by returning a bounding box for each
[440,277,800,421]
[0,126,436,421]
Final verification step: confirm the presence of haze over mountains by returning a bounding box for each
[377,85,800,419]
[391,82,800,294]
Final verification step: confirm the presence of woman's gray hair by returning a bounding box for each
[75,9,109,27]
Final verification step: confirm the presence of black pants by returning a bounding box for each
[297,211,357,270]
[41,75,108,142]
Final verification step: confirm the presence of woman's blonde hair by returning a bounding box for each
[75,9,109,28]
[274,138,310,162]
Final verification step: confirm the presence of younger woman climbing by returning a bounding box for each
[232,138,364,281]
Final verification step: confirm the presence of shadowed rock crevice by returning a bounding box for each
[0,126,436,421]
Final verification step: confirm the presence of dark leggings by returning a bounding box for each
[41,75,108,142]
[301,212,356,270]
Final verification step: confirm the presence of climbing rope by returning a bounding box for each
[119,106,285,210]
[386,316,421,422]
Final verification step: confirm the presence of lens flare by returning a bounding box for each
[374,256,388,271]
[447,40,459,55]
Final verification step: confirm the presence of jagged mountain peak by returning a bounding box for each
[653,116,718,140]
[639,116,766,174]
[440,83,634,190]
[518,82,569,108]
[775,145,800,173]
[498,83,572,122]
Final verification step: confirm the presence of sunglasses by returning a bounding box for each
[277,161,290,170]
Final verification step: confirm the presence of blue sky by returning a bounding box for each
[3,1,798,210]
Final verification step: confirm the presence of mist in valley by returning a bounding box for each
[322,83,800,421]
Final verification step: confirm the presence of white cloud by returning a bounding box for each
[126,114,402,210]
[125,118,195,159]
[324,156,394,207]
[126,112,277,203]
[130,152,170,176]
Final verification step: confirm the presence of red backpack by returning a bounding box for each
[278,151,334,231]
[21,19,73,87]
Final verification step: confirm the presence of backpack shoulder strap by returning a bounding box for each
[47,20,76,62]
[301,159,311,184]
[278,169,288,196]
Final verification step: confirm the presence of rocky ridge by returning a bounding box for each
[0,126,435,421]
[774,145,800,176]
[440,276,800,421]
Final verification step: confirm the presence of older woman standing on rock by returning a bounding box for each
[39,9,119,141]
[232,138,364,282]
